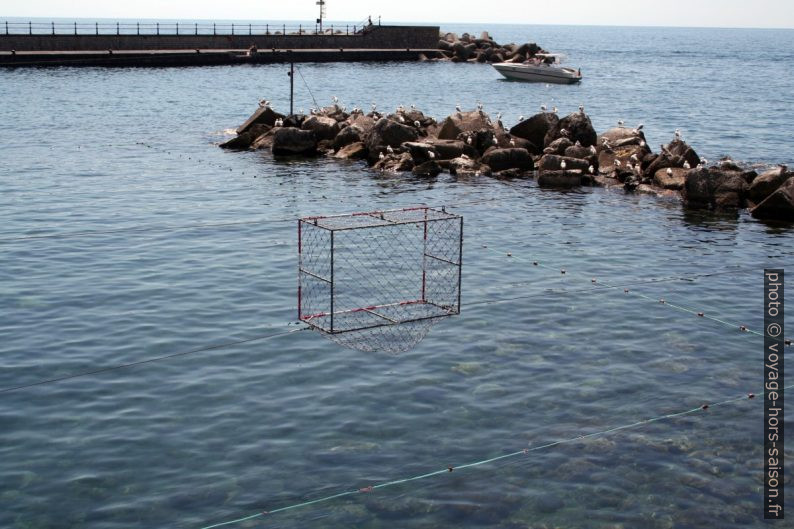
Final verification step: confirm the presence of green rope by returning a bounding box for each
[199,386,787,529]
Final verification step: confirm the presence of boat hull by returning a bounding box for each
[493,63,582,84]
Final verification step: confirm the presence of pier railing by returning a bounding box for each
[2,20,380,37]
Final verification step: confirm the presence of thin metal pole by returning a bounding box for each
[74,22,77,35]
[330,231,335,333]
[297,220,302,321]
[232,23,234,35]
[5,21,8,35]
[51,21,54,35]
[95,22,98,35]
[248,23,251,35]
[176,22,179,35]
[137,22,140,35]
[116,22,119,35]
[213,23,216,35]
[457,216,463,312]
[29,21,32,35]
[266,23,269,35]
[195,23,198,35]
[289,62,294,115]
[156,22,159,35]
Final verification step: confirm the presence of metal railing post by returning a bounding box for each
[116,22,119,35]
[213,23,216,35]
[195,22,198,35]
[265,23,269,35]
[74,22,77,35]
[283,24,285,34]
[6,21,9,35]
[232,23,234,35]
[95,22,98,35]
[137,22,140,35]
[176,22,179,35]
[249,23,251,35]
[299,24,301,34]
[51,21,54,35]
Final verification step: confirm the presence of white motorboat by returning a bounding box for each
[493,53,582,84]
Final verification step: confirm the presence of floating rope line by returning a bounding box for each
[197,386,781,529]
[294,64,320,110]
[483,245,790,344]
[0,327,306,394]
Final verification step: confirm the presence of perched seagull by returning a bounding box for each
[560,128,569,137]
[683,161,691,169]
[455,103,462,112]
[589,145,597,155]
[386,145,394,154]
[630,154,639,162]
[636,123,644,131]
[639,140,646,147]
[510,138,516,146]
[617,119,625,128]
[700,157,708,165]
[477,101,484,111]
[540,105,547,112]
[518,115,525,122]
[615,159,622,167]
[674,129,681,140]
[259,99,270,108]
[588,165,595,174]
[414,120,421,128]
[332,96,339,103]
[667,167,673,176]
[575,140,581,147]
[379,152,385,160]
[466,136,473,145]
[560,160,567,170]
[579,104,585,113]
[552,106,558,113]
[371,103,377,111]
[410,104,416,110]
[397,115,406,123]
[496,112,502,121]
[428,151,436,159]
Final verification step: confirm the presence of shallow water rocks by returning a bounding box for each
[333,125,364,151]
[220,123,270,150]
[412,160,442,177]
[544,137,573,156]
[449,156,491,177]
[750,178,794,221]
[597,126,645,150]
[545,112,598,147]
[683,167,748,209]
[538,170,583,188]
[426,138,468,160]
[272,127,317,156]
[664,139,701,169]
[480,147,533,172]
[236,105,284,134]
[373,152,413,173]
[748,165,791,203]
[365,118,419,151]
[509,112,558,153]
[538,154,590,173]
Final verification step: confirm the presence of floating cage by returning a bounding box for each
[298,207,463,353]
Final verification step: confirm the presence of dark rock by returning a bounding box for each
[449,156,491,177]
[537,154,590,173]
[347,114,376,133]
[664,139,700,169]
[236,105,285,134]
[599,144,648,175]
[509,112,559,150]
[654,167,687,190]
[565,143,594,160]
[438,110,493,140]
[426,139,466,160]
[219,124,270,150]
[545,112,598,147]
[333,142,367,160]
[272,127,317,156]
[365,118,419,152]
[481,148,533,171]
[748,165,791,203]
[373,152,413,173]
[597,127,645,151]
[301,115,340,141]
[492,168,529,179]
[402,142,438,164]
[333,125,363,151]
[250,129,275,150]
[683,167,748,209]
[750,178,794,221]
[543,137,573,156]
[282,114,305,128]
[412,160,442,177]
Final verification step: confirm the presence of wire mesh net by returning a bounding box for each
[299,208,463,353]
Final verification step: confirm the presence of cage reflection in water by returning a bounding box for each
[298,207,463,353]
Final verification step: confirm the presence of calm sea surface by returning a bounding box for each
[1,22,793,529]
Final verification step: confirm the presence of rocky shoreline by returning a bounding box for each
[220,101,794,222]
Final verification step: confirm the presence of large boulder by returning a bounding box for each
[425,139,467,160]
[412,160,443,177]
[683,167,749,209]
[402,142,439,165]
[347,114,376,133]
[544,112,597,147]
[333,125,364,151]
[544,137,573,156]
[564,143,595,160]
[480,148,534,172]
[653,167,687,190]
[365,118,419,152]
[597,127,645,151]
[449,156,492,177]
[750,178,794,221]
[537,154,590,173]
[438,110,493,140]
[663,139,700,169]
[220,124,270,150]
[272,127,318,156]
[509,112,559,153]
[301,115,340,141]
[748,166,791,203]
[373,152,414,173]
[333,142,367,160]
[599,144,649,175]
[236,105,285,134]
[538,170,583,188]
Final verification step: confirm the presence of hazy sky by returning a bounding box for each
[3,0,794,29]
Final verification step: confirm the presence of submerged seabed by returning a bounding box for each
[0,24,793,529]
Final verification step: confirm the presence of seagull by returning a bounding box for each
[476,101,484,112]
[428,151,436,159]
[667,168,673,176]
[560,128,569,137]
[579,104,585,113]
[540,105,547,112]
[496,112,502,121]
[575,140,581,147]
[510,138,516,146]
[455,103,462,112]
[615,159,621,167]
[397,115,405,123]
[259,99,270,108]
[518,115,525,122]
[630,154,639,162]
[371,103,377,111]
[617,120,625,128]
[589,145,597,155]
[379,152,385,160]
[683,161,691,169]
[386,145,394,154]
[560,160,567,170]
[397,105,405,113]
[414,120,421,128]
[674,129,681,140]
[588,165,595,174]
[410,104,416,110]
[552,106,558,113]
[636,123,644,131]
[332,96,339,103]
[466,136,473,145]
[639,140,646,147]
[700,157,708,165]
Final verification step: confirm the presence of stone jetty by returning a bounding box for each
[429,30,545,63]
[220,102,794,222]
